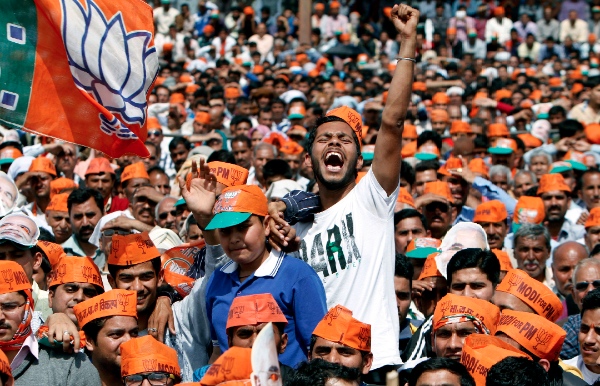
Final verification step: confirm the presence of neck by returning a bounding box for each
[317,181,356,210]
[585,363,600,374]
[35,196,50,213]
[61,170,74,179]
[76,236,98,257]
[239,248,270,278]
[99,370,122,386]
[547,220,563,238]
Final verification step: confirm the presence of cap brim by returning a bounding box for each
[0,159,15,166]
[406,247,439,259]
[0,235,35,249]
[175,198,186,207]
[288,114,304,119]
[415,153,438,161]
[488,147,514,155]
[205,212,252,230]
[549,166,571,174]
[567,160,588,171]
[512,223,521,233]
[537,113,549,119]
[361,152,374,161]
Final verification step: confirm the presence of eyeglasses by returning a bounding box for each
[424,202,450,213]
[0,302,26,314]
[102,229,131,237]
[123,372,175,386]
[148,130,162,137]
[574,280,600,292]
[158,210,177,220]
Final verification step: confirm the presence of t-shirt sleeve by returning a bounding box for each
[205,273,219,345]
[354,168,400,219]
[292,273,327,349]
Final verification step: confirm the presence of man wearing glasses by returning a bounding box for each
[561,259,600,360]
[120,335,181,386]
[156,196,179,233]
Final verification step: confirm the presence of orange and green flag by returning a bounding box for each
[0,0,158,158]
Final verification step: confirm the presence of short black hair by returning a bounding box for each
[395,253,414,287]
[401,161,415,186]
[108,256,162,280]
[486,356,549,386]
[147,165,167,176]
[207,149,236,164]
[231,134,252,148]
[82,316,109,343]
[67,188,104,215]
[394,208,428,229]
[548,105,566,117]
[582,288,600,316]
[415,160,441,174]
[409,358,475,386]
[447,248,500,287]
[558,119,584,139]
[417,130,442,150]
[287,359,361,386]
[168,136,192,152]
[230,115,252,127]
[263,159,293,180]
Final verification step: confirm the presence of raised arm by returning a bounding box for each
[373,4,419,196]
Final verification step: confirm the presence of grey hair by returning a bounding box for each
[527,148,553,165]
[489,165,513,185]
[513,224,551,252]
[513,170,538,186]
[572,258,600,284]
[155,196,178,220]
[253,142,278,158]
[179,213,197,241]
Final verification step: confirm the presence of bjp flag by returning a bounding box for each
[0,0,158,158]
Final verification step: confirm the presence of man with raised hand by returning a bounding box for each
[267,4,419,380]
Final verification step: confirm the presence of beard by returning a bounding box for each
[311,153,358,191]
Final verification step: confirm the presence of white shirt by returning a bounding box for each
[292,169,401,369]
[564,355,600,384]
[153,7,180,36]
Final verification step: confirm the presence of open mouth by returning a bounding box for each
[324,151,344,172]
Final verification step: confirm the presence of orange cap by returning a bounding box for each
[0,147,22,161]
[50,177,78,198]
[430,109,449,122]
[586,123,600,145]
[0,260,31,294]
[520,99,533,109]
[243,6,254,15]
[49,256,104,291]
[461,334,530,386]
[418,252,444,280]
[185,84,200,94]
[572,83,585,96]
[537,173,571,195]
[496,269,563,321]
[473,200,507,223]
[107,232,160,266]
[0,350,12,383]
[487,123,510,138]
[383,6,392,18]
[36,240,67,267]
[513,196,545,230]
[29,156,57,177]
[401,141,417,158]
[207,161,249,187]
[163,42,174,52]
[432,92,450,105]
[225,87,241,99]
[279,140,304,155]
[493,6,505,15]
[330,1,340,8]
[398,187,415,208]
[179,74,193,83]
[169,93,185,105]
[312,304,371,351]
[450,120,473,135]
[468,158,489,179]
[315,3,325,11]
[85,158,115,176]
[262,132,287,149]
[200,347,252,385]
[207,185,268,230]
[121,336,181,379]
[334,81,346,92]
[416,143,441,159]
[288,105,306,118]
[585,207,600,228]
[226,293,288,330]
[412,82,427,92]
[46,192,69,213]
[402,124,418,139]
[253,65,264,74]
[147,117,162,130]
[438,156,463,177]
[489,138,517,154]
[326,106,363,140]
[529,89,542,101]
[447,27,457,35]
[517,133,543,148]
[73,289,137,328]
[492,249,513,272]
[194,111,211,125]
[569,69,583,80]
[433,293,500,334]
[423,181,453,202]
[495,89,512,102]
[548,77,562,87]
[121,162,150,183]
[496,310,565,361]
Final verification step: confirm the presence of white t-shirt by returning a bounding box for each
[292,169,401,369]
[564,355,600,384]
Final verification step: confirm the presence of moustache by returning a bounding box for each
[80,226,94,233]
[0,323,11,329]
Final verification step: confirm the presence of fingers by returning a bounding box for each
[169,314,176,335]
[72,331,81,352]
[156,320,165,343]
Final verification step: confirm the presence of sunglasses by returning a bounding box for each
[102,229,131,237]
[158,210,177,220]
[425,202,450,213]
[148,130,162,137]
[574,280,600,292]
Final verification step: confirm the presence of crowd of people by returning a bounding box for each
[7,0,600,385]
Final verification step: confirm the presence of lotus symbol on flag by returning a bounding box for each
[60,0,158,139]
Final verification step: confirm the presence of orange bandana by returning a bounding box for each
[326,106,363,140]
[46,192,70,213]
[226,293,288,330]
[398,187,415,208]
[496,310,565,361]
[418,252,444,280]
[36,240,67,267]
[163,269,195,299]
[0,350,12,382]
[438,156,463,177]
[423,181,453,202]
[49,256,104,291]
[85,157,115,176]
[537,174,571,195]
[461,334,531,386]
[473,200,507,223]
[50,177,78,198]
[312,305,371,352]
[430,109,449,122]
[29,156,57,176]
[207,162,249,187]
[121,335,181,379]
[432,92,450,105]
[0,261,33,352]
[450,121,472,134]
[487,123,510,138]
[121,162,150,183]
[403,124,418,139]
[107,232,160,266]
[73,289,137,329]
[279,140,304,155]
[492,249,513,271]
[200,347,252,386]
[433,294,500,334]
[586,207,600,228]
[468,158,489,179]
[495,269,563,321]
